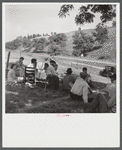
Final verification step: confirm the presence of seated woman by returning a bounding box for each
[62,68,76,93]
[84,74,116,113]
[7,64,17,82]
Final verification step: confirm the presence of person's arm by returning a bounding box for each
[107,94,116,108]
[72,76,76,84]
[100,87,108,92]
[100,88,110,96]
[69,82,74,88]
[100,83,111,92]
[88,87,92,94]
[83,85,88,103]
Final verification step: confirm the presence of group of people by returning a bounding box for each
[62,67,116,113]
[7,57,116,113]
[62,67,92,93]
[7,57,59,89]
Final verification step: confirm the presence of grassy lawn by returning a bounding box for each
[5,81,106,113]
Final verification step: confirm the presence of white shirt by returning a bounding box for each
[36,62,44,71]
[45,65,56,76]
[71,77,90,103]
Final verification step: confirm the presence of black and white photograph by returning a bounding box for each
[2,2,120,147]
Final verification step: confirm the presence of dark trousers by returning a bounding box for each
[53,75,59,90]
[70,92,95,102]
[70,93,83,101]
[62,89,71,94]
[46,74,59,90]
[91,93,110,113]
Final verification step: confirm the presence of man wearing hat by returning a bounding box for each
[62,68,76,93]
[70,72,92,103]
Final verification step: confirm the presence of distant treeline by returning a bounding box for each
[6,22,113,56]
[6,33,67,56]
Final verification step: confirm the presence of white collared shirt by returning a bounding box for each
[36,62,44,71]
[71,77,90,103]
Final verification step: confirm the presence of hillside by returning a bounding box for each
[42,27,116,61]
[64,27,116,61]
[6,27,116,61]
[87,27,116,61]
[64,28,94,56]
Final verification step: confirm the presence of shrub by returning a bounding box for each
[97,56,111,60]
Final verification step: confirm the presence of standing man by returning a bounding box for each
[15,57,25,77]
[44,61,59,90]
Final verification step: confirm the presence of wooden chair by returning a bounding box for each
[25,66,48,91]
[25,66,36,84]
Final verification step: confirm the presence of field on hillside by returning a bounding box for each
[87,27,116,60]
[38,27,116,62]
[65,27,116,61]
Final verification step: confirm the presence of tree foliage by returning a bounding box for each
[5,36,48,51]
[48,42,61,55]
[5,32,67,55]
[58,4,116,25]
[72,30,95,56]
[58,4,74,18]
[6,37,23,50]
[48,33,67,55]
[22,37,31,48]
[49,33,67,45]
[92,23,109,44]
[31,38,48,51]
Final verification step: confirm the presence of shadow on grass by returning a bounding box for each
[5,81,106,113]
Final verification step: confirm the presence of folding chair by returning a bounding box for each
[25,66,36,84]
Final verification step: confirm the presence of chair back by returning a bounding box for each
[25,66,36,83]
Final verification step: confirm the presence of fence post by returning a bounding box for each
[6,51,11,79]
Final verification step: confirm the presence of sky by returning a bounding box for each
[4,3,114,42]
